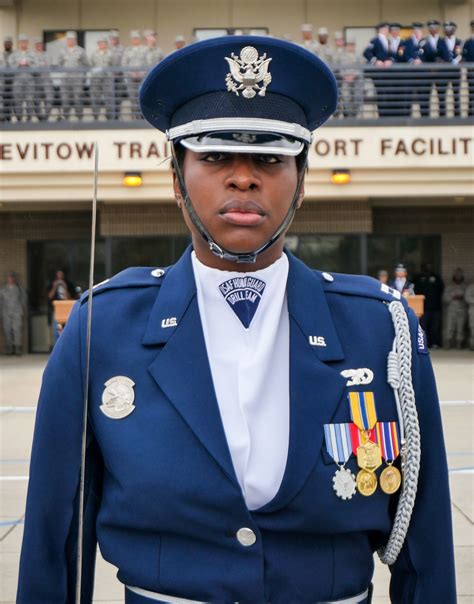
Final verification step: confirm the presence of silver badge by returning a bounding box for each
[333,467,357,500]
[340,368,374,386]
[225,46,272,99]
[100,376,136,419]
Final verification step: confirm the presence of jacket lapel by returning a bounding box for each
[257,253,347,512]
[144,248,238,486]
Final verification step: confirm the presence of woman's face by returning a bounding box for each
[173,149,304,271]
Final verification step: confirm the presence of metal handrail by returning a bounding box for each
[1,63,473,125]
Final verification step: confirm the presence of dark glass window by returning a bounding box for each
[110,236,190,275]
[286,234,362,274]
[367,235,441,279]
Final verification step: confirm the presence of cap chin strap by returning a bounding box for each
[171,143,308,264]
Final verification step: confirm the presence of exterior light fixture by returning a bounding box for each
[123,172,143,187]
[331,169,351,185]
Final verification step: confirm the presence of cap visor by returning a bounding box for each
[180,131,304,156]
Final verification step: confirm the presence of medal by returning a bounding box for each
[375,421,402,494]
[356,469,378,496]
[380,465,402,494]
[356,438,382,472]
[348,391,382,473]
[324,423,356,500]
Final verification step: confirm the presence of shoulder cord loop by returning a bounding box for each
[378,300,421,566]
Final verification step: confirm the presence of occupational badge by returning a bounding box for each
[375,421,402,494]
[340,368,374,386]
[324,423,357,500]
[225,46,272,99]
[100,376,136,419]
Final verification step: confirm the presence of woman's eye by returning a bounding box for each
[201,152,227,162]
[257,154,282,164]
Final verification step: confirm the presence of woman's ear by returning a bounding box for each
[172,173,182,207]
[296,183,305,209]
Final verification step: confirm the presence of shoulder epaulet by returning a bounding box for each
[80,266,167,304]
[316,270,409,307]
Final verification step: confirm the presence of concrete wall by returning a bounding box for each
[1,0,474,53]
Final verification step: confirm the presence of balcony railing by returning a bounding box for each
[1,63,473,127]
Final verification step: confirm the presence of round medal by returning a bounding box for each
[332,467,357,500]
[380,465,402,494]
[356,469,377,496]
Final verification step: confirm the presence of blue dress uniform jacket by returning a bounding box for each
[17,248,456,603]
[363,37,394,63]
[397,38,420,63]
[437,37,463,63]
[418,38,441,62]
[463,38,474,61]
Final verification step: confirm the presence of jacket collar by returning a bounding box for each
[143,246,344,362]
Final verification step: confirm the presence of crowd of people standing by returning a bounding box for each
[1,18,473,122]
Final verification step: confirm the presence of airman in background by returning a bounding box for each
[316,27,333,64]
[57,30,89,120]
[32,37,54,121]
[144,30,164,66]
[8,33,36,121]
[1,35,14,122]
[300,23,318,55]
[174,35,186,51]
[121,30,147,119]
[438,21,462,117]
[464,281,474,350]
[443,268,467,349]
[108,30,125,120]
[0,272,27,356]
[463,21,474,117]
[90,36,114,120]
[331,33,362,118]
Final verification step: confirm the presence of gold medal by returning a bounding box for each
[380,465,401,494]
[356,469,377,496]
[356,439,382,472]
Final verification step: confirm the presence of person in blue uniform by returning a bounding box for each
[437,21,463,117]
[462,20,474,116]
[418,19,442,117]
[397,23,424,116]
[363,22,396,117]
[17,36,456,604]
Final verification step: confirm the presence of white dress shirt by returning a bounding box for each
[192,252,290,510]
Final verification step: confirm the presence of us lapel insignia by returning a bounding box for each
[100,376,136,419]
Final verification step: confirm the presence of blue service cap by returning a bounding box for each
[139,35,337,153]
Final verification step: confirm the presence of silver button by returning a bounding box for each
[236,527,256,547]
[322,272,334,282]
[151,268,165,278]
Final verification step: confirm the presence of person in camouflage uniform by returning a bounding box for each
[331,36,363,118]
[0,272,27,356]
[299,24,319,55]
[464,282,474,351]
[315,27,334,64]
[90,36,114,120]
[109,30,125,120]
[122,30,147,119]
[144,30,164,67]
[1,35,14,122]
[58,31,89,120]
[32,38,54,121]
[443,268,467,349]
[8,33,36,121]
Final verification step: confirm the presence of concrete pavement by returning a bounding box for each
[1,351,473,603]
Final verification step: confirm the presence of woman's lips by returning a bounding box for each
[220,201,266,227]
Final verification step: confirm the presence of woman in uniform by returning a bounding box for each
[17,36,456,604]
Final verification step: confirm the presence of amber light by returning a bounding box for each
[123,172,143,187]
[331,169,351,185]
